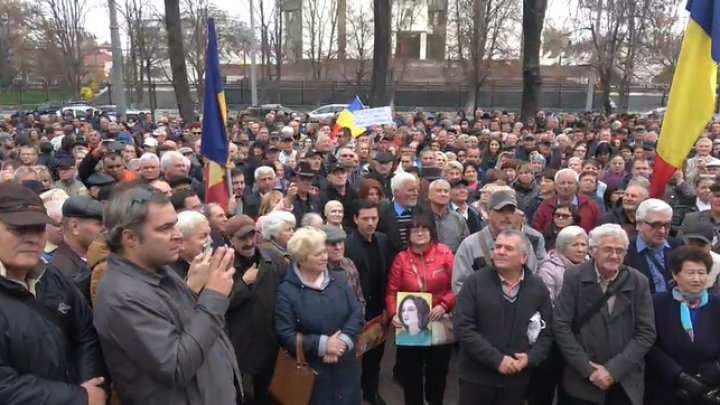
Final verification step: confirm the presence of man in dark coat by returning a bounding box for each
[50,196,105,302]
[225,215,289,405]
[624,198,684,294]
[0,182,107,405]
[345,200,393,405]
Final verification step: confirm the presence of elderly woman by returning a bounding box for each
[386,214,455,405]
[274,227,364,405]
[301,212,324,228]
[537,226,589,304]
[260,211,296,256]
[324,200,344,229]
[646,246,720,405]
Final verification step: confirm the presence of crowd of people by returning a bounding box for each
[2,107,720,405]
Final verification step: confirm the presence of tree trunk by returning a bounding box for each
[163,0,195,122]
[600,68,613,115]
[337,0,347,64]
[520,0,547,123]
[370,0,391,106]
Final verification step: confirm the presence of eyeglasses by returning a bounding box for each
[598,246,627,256]
[411,227,429,235]
[554,213,572,219]
[642,220,672,230]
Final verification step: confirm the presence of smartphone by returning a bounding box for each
[202,241,213,257]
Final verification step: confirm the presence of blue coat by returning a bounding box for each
[274,267,364,405]
[646,292,720,404]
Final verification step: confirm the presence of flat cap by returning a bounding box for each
[420,167,443,181]
[0,182,57,226]
[374,151,395,164]
[321,225,346,243]
[55,156,76,170]
[62,196,103,220]
[85,173,116,188]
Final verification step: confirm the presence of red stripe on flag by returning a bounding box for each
[649,154,677,199]
[331,124,340,142]
[203,165,230,210]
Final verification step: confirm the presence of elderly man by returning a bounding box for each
[680,181,720,252]
[429,179,469,252]
[225,215,289,405]
[453,188,544,293]
[364,151,395,198]
[53,156,88,197]
[50,196,104,302]
[0,182,107,404]
[554,224,656,405]
[170,210,212,281]
[602,180,649,239]
[624,199,684,294]
[377,172,435,258]
[139,152,161,182]
[244,166,277,218]
[533,168,601,233]
[455,230,553,404]
[93,187,242,404]
[322,225,365,311]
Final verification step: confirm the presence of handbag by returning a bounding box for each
[269,332,317,405]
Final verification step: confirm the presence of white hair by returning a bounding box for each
[254,166,276,182]
[44,199,65,222]
[556,226,588,255]
[301,212,324,228]
[139,152,160,166]
[391,171,418,195]
[589,224,629,249]
[160,151,190,171]
[555,168,579,183]
[261,211,296,241]
[176,210,209,238]
[636,198,672,222]
[127,159,141,171]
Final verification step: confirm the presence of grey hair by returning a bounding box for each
[554,168,579,183]
[555,226,588,255]
[13,166,38,180]
[391,171,418,194]
[301,212,324,228]
[160,151,190,171]
[323,200,343,217]
[44,199,65,223]
[429,179,450,191]
[139,152,160,165]
[588,224,629,250]
[627,177,650,190]
[496,229,530,256]
[176,210,209,238]
[104,187,171,253]
[636,198,672,222]
[254,165,276,182]
[127,159,141,172]
[261,211,297,241]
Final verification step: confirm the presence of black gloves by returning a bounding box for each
[677,372,711,401]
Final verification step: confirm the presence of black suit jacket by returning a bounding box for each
[344,230,392,319]
[243,191,262,219]
[624,236,684,294]
[376,200,435,260]
[49,241,92,302]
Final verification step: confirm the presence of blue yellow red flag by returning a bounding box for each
[200,18,230,209]
[650,0,720,198]
[332,96,366,139]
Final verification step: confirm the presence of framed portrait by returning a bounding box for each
[395,292,433,347]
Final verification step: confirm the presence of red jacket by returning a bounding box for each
[385,243,456,317]
[532,194,600,233]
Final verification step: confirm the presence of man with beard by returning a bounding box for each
[225,215,288,405]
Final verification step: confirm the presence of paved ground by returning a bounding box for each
[372,339,460,405]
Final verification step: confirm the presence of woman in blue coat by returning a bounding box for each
[646,245,720,404]
[274,227,364,405]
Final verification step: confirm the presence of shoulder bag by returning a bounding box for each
[269,332,317,405]
[571,268,630,334]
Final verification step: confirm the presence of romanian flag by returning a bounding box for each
[200,18,230,209]
[650,0,719,198]
[331,96,366,140]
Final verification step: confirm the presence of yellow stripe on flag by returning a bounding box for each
[656,20,718,169]
[207,161,225,187]
[336,110,366,138]
[216,92,227,125]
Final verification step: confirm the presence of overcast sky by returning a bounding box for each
[87,0,574,44]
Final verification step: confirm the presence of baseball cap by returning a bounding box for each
[143,137,159,148]
[226,215,256,238]
[487,189,518,211]
[0,182,58,226]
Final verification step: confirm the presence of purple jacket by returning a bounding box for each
[537,250,573,304]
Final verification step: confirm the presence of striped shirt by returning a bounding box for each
[394,202,414,249]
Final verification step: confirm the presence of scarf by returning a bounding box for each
[672,288,709,342]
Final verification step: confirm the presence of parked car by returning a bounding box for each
[243,104,299,120]
[58,103,98,118]
[308,104,348,121]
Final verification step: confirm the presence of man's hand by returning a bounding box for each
[513,353,529,372]
[242,264,259,286]
[497,356,520,375]
[203,247,236,296]
[227,196,238,214]
[284,183,299,205]
[81,377,106,405]
[428,305,446,322]
[326,330,348,357]
[186,250,212,294]
[589,362,615,390]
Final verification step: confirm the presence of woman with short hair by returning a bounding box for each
[260,211,296,256]
[274,227,363,405]
[646,246,720,405]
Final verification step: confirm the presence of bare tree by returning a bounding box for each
[39,0,92,95]
[520,0,547,122]
[120,0,163,106]
[344,2,374,91]
[392,0,424,82]
[303,0,339,80]
[163,0,194,121]
[370,0,392,106]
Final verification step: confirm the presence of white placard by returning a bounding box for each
[353,106,394,127]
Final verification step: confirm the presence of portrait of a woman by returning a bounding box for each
[396,294,432,346]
